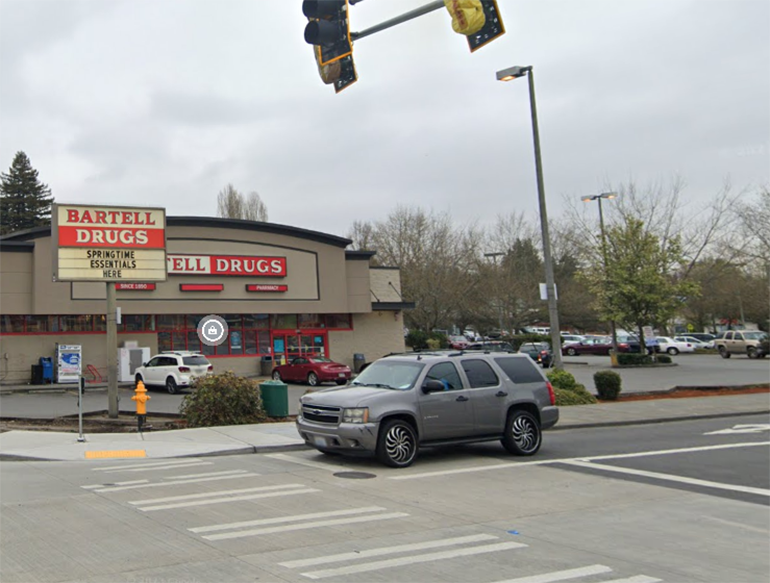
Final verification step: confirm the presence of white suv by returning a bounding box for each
[134,351,213,394]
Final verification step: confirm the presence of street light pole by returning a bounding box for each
[496,65,563,369]
[582,192,619,354]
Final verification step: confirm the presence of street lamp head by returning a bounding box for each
[580,195,597,202]
[600,192,619,200]
[496,65,532,82]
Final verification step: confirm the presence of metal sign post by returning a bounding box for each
[77,376,86,442]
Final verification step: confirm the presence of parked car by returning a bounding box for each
[715,330,769,359]
[685,332,716,344]
[134,351,213,394]
[448,335,470,350]
[464,341,515,352]
[674,335,713,349]
[655,336,695,355]
[272,356,351,386]
[560,334,585,345]
[517,342,553,367]
[295,351,559,467]
[561,337,613,356]
[616,335,660,354]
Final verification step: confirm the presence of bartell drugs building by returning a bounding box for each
[0,217,413,384]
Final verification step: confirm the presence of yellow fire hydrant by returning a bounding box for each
[131,381,150,432]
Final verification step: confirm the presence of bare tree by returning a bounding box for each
[216,184,268,221]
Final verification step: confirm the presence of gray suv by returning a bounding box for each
[296,352,559,468]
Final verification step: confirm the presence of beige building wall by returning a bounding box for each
[0,333,157,384]
[329,311,406,368]
[0,251,33,313]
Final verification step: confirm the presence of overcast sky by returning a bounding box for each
[1,0,768,239]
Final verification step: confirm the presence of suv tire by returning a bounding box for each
[502,410,541,456]
[718,346,731,359]
[376,419,418,468]
[135,373,144,387]
[166,377,178,394]
[747,346,758,359]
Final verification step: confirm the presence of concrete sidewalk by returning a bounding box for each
[1,393,767,462]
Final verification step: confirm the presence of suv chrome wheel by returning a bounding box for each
[377,419,417,468]
[502,410,541,456]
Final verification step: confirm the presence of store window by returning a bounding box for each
[24,316,50,333]
[60,315,93,332]
[122,315,144,332]
[299,314,325,329]
[244,314,269,329]
[325,314,352,329]
[1,315,24,333]
[271,314,298,329]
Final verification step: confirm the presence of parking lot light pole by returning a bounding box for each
[582,192,619,354]
[496,65,563,369]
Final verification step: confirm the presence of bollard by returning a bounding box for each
[131,380,151,432]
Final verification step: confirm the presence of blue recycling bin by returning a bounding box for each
[39,357,53,383]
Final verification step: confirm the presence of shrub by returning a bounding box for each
[428,331,449,349]
[406,330,429,350]
[553,386,597,406]
[426,338,441,350]
[180,371,267,428]
[656,354,672,364]
[594,370,622,400]
[616,353,652,365]
[546,369,578,391]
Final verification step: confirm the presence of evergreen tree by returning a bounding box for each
[0,151,54,235]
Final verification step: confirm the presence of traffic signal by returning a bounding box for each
[465,0,505,52]
[303,0,352,66]
[313,46,357,93]
[444,0,505,53]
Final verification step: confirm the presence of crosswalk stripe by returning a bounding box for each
[279,534,500,569]
[602,576,661,583]
[82,479,149,489]
[203,512,409,541]
[93,459,207,471]
[490,564,613,583]
[137,488,319,512]
[162,470,248,480]
[190,506,387,534]
[93,472,260,492]
[301,541,527,579]
[99,462,212,473]
[131,484,307,505]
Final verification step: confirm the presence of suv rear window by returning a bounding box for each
[183,356,209,365]
[494,356,543,383]
[461,359,499,388]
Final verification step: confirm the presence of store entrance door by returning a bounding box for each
[272,332,327,366]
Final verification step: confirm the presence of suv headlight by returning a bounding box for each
[342,408,369,424]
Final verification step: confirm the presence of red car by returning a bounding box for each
[271,356,351,386]
[449,335,470,350]
[561,338,613,356]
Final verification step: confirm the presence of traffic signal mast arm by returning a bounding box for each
[350,0,445,41]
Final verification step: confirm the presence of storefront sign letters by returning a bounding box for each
[167,254,287,277]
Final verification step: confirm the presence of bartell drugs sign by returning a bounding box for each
[53,204,167,282]
[167,254,287,277]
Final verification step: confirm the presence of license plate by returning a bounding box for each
[313,436,327,447]
[338,372,345,377]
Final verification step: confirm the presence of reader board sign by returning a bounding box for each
[52,204,167,282]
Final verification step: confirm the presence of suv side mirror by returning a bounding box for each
[142,362,148,366]
[422,379,446,394]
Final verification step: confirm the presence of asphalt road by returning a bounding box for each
[1,415,768,582]
[563,352,770,393]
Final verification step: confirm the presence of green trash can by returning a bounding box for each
[260,380,289,418]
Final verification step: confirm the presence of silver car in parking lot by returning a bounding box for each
[296,351,559,467]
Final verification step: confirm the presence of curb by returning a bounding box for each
[549,409,770,431]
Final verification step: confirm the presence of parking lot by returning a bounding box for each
[562,353,770,394]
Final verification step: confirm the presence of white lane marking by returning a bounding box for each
[562,460,770,497]
[391,441,770,480]
[130,484,306,505]
[279,534,499,569]
[190,506,387,534]
[203,512,409,541]
[136,488,319,512]
[93,459,207,471]
[100,462,212,473]
[93,472,260,492]
[704,424,770,435]
[702,516,770,534]
[265,453,350,472]
[301,541,527,579]
[82,479,149,489]
[490,564,613,583]
[162,470,248,480]
[601,576,661,583]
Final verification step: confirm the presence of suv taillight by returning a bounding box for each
[546,381,555,406]
[178,366,190,373]
[207,365,213,372]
